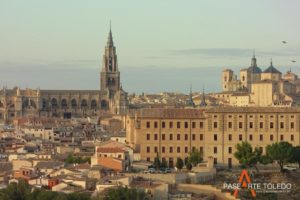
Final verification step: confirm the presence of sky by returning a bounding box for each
[1,0,300,93]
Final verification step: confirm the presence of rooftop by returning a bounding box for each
[131,108,206,119]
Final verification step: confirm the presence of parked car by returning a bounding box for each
[158,168,172,174]
[148,168,156,173]
[144,167,156,174]
[165,168,172,173]
[283,166,297,171]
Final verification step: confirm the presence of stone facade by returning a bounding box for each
[125,107,300,167]
[0,28,128,123]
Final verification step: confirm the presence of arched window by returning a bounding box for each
[51,98,58,109]
[61,99,67,109]
[91,100,97,109]
[71,99,77,109]
[111,78,115,86]
[101,100,109,110]
[42,99,47,109]
[81,99,88,109]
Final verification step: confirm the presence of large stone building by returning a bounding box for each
[125,107,299,167]
[0,27,128,123]
[220,55,300,107]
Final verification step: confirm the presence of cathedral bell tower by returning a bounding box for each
[100,24,120,99]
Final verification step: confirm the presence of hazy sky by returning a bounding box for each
[1,0,300,93]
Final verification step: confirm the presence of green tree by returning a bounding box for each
[67,192,90,200]
[0,180,30,200]
[154,152,161,169]
[34,190,58,200]
[161,159,168,168]
[176,158,184,170]
[188,150,203,167]
[266,142,293,172]
[101,187,145,200]
[291,146,300,168]
[234,141,262,172]
[65,154,74,164]
[65,154,90,164]
[186,162,193,171]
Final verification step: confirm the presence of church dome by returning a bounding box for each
[263,60,281,74]
[247,66,262,73]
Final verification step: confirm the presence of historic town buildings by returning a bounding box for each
[220,54,300,107]
[0,27,128,123]
[126,107,300,167]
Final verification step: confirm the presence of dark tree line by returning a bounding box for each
[0,181,145,200]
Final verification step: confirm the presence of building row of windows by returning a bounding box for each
[212,146,232,154]
[146,133,294,142]
[145,119,296,130]
[213,121,295,129]
[216,134,294,142]
[146,133,204,141]
[146,121,204,129]
[146,146,203,154]
[214,114,295,119]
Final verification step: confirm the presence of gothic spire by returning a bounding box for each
[199,86,207,107]
[107,21,114,47]
[186,84,195,108]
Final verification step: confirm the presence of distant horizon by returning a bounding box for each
[0,63,296,94]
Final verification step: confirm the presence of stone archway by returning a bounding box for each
[22,98,37,109]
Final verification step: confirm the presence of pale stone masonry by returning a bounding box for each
[125,107,300,167]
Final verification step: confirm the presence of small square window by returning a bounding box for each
[214,134,218,141]
[214,147,217,154]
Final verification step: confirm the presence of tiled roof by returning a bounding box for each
[36,161,64,169]
[133,108,205,119]
[263,65,281,74]
[97,147,126,153]
[206,107,300,113]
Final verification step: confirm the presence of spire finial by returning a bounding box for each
[200,84,207,107]
[107,21,114,47]
[270,58,273,66]
[110,20,111,32]
[253,50,255,58]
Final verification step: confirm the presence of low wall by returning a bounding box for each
[177,184,239,200]
[135,170,216,184]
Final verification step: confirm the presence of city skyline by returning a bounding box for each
[1,0,300,93]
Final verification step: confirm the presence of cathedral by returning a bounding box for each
[220,53,300,107]
[0,27,128,123]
